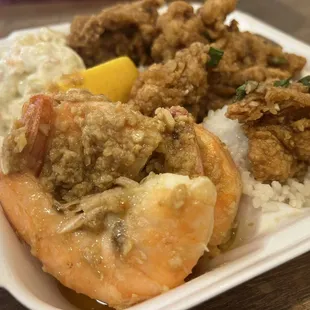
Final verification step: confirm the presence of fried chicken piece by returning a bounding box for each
[151,106,204,177]
[199,0,237,40]
[152,0,305,111]
[67,0,162,67]
[291,119,310,161]
[245,126,306,182]
[226,80,310,182]
[228,82,310,123]
[129,42,210,117]
[151,1,209,62]
[210,30,306,100]
[68,0,306,121]
[151,0,236,62]
[143,0,305,115]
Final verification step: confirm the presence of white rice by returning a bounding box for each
[203,106,310,211]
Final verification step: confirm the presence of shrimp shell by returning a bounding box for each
[0,172,216,309]
[1,95,53,176]
[195,124,242,249]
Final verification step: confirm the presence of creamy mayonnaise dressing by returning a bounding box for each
[0,28,85,136]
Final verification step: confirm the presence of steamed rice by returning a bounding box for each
[203,107,310,211]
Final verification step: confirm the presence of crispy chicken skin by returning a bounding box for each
[129,42,210,117]
[199,0,236,39]
[151,1,210,62]
[210,30,306,99]
[67,0,162,67]
[136,0,305,113]
[151,0,236,62]
[68,0,305,116]
[226,81,310,182]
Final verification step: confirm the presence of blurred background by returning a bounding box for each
[0,0,310,44]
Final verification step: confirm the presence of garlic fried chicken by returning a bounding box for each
[150,0,305,104]
[210,30,306,100]
[68,0,306,117]
[129,42,210,118]
[151,0,236,62]
[67,0,162,67]
[226,79,310,182]
[151,1,209,63]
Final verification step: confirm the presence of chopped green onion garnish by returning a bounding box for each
[233,83,247,102]
[245,80,259,94]
[298,75,310,87]
[274,78,291,88]
[207,47,224,67]
[268,56,288,66]
[233,81,258,102]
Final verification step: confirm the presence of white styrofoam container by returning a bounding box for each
[1,4,310,310]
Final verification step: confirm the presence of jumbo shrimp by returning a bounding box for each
[0,90,217,309]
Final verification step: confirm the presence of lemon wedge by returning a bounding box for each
[57,56,139,102]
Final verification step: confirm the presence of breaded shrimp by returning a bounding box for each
[194,125,242,250]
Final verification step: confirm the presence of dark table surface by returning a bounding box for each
[1,0,310,309]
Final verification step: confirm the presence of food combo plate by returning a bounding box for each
[1,4,310,310]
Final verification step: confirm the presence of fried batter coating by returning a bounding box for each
[67,0,306,118]
[67,0,162,67]
[151,0,236,62]
[135,0,305,114]
[226,80,310,182]
[129,42,210,117]
[210,30,306,100]
[245,126,306,182]
[152,0,305,111]
[151,1,209,62]
[199,0,236,40]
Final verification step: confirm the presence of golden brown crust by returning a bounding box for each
[67,0,306,117]
[151,0,237,63]
[151,1,209,62]
[67,0,162,67]
[199,0,237,39]
[227,81,310,182]
[209,31,306,102]
[129,42,210,117]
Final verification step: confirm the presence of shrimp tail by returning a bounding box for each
[1,95,54,176]
[22,95,54,175]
